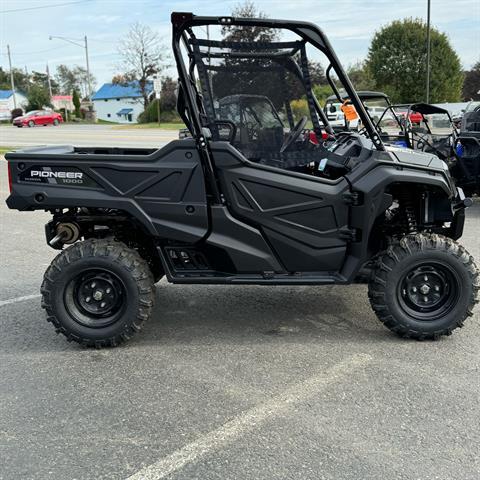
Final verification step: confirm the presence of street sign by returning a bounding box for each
[153,77,162,95]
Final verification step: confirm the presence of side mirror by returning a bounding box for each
[215,120,237,143]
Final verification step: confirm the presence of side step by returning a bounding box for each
[159,246,347,285]
[167,273,343,285]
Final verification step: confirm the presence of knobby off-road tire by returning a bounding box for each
[41,239,155,347]
[369,234,479,340]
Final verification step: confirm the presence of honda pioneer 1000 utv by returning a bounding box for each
[5,13,479,347]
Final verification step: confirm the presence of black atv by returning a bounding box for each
[5,12,479,347]
[375,102,480,196]
[454,105,480,196]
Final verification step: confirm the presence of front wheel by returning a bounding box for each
[53,119,59,126]
[41,239,156,347]
[369,234,479,339]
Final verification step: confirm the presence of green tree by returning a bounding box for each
[72,89,81,117]
[138,99,181,123]
[0,67,30,92]
[26,85,51,111]
[312,84,333,105]
[462,61,480,100]
[366,18,463,103]
[31,71,58,94]
[221,0,279,43]
[55,64,95,99]
[159,77,177,112]
[212,1,286,106]
[347,61,375,91]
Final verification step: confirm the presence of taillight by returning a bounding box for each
[7,162,13,193]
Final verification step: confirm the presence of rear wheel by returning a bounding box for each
[28,120,35,127]
[369,234,479,339]
[41,239,155,347]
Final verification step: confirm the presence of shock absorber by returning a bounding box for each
[398,191,417,234]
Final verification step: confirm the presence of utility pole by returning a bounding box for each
[49,35,93,100]
[46,63,53,98]
[426,0,431,103]
[6,44,17,109]
[84,35,92,100]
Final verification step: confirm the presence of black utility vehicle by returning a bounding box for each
[455,104,480,196]
[5,13,479,347]
[324,90,391,131]
[376,102,480,196]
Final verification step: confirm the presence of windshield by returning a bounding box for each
[466,101,480,113]
[173,15,384,176]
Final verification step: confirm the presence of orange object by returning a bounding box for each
[341,102,358,122]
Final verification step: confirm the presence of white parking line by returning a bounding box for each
[0,294,41,307]
[126,353,372,480]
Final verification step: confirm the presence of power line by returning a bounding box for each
[1,45,69,57]
[1,0,91,14]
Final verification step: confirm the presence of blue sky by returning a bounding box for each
[1,0,479,91]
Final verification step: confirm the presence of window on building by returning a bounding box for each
[127,113,132,122]
[104,99,108,102]
[107,113,111,118]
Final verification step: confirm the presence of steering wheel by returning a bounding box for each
[413,131,436,153]
[280,116,308,153]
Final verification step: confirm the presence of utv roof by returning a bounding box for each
[326,91,389,102]
[409,103,450,116]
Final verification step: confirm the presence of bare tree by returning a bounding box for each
[55,64,95,99]
[116,22,166,109]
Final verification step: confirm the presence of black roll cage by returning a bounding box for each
[171,12,385,202]
[374,102,458,151]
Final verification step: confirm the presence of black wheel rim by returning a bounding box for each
[64,268,126,327]
[398,262,460,320]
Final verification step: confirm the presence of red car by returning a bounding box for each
[13,110,63,128]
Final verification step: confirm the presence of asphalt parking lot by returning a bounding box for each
[1,152,480,479]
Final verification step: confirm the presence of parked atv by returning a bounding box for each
[5,12,479,347]
[375,103,480,196]
[324,91,391,131]
[454,105,480,196]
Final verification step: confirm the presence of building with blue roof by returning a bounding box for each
[0,90,28,120]
[91,81,153,124]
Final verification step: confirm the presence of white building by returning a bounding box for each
[0,90,28,120]
[91,82,152,124]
